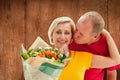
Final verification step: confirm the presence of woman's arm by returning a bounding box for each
[91,29,120,68]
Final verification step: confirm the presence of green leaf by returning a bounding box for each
[27,49,35,57]
[21,53,30,60]
[20,48,24,55]
[62,57,71,63]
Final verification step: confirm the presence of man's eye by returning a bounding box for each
[79,32,84,37]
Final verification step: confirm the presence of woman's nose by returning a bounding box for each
[61,33,66,39]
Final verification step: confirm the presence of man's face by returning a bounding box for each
[74,18,95,44]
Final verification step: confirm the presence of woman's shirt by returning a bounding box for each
[59,51,93,80]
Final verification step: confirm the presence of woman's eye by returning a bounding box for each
[56,31,62,34]
[65,32,70,35]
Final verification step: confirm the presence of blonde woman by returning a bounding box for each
[25,16,76,80]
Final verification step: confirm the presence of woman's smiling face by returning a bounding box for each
[52,22,72,49]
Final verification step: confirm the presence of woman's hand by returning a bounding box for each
[59,44,69,54]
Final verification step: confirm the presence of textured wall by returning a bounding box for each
[0,0,120,80]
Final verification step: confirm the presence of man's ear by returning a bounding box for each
[94,34,101,39]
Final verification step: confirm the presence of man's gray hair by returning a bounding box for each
[78,11,105,35]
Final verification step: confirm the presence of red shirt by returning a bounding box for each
[69,34,120,80]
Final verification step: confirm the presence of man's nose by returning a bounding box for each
[74,31,79,38]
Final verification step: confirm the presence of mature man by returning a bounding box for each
[69,11,120,80]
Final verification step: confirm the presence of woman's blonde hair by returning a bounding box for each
[48,17,76,45]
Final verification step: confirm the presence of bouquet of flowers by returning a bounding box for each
[20,36,70,80]
[21,47,69,63]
